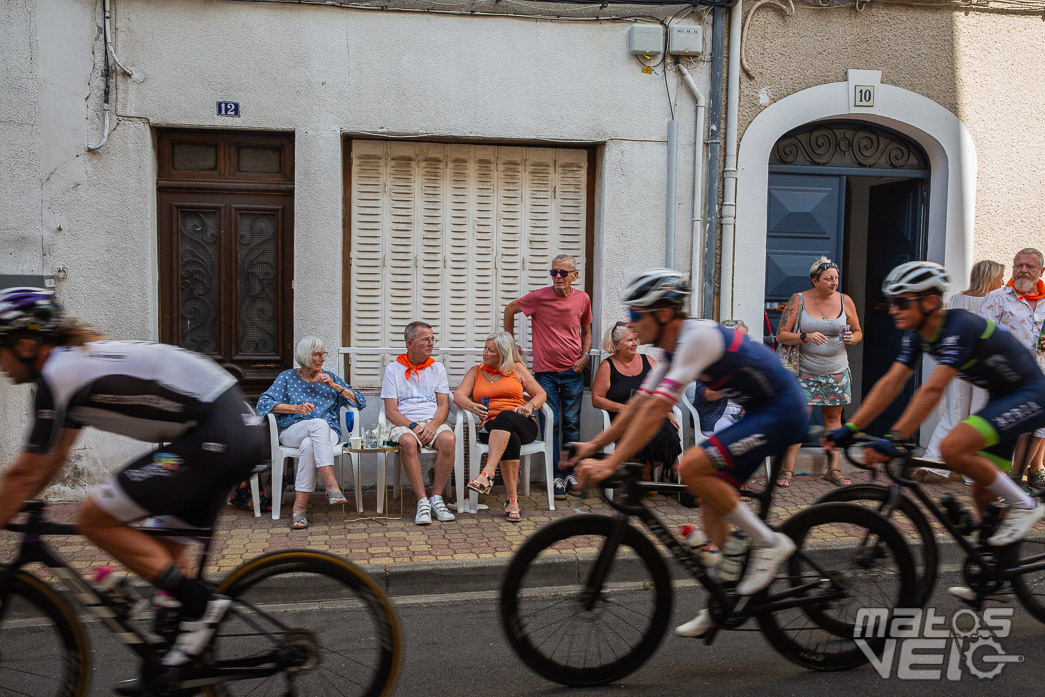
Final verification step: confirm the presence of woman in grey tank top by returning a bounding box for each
[775,256,864,487]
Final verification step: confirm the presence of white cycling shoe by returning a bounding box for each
[988,502,1045,547]
[736,533,796,596]
[675,609,714,638]
[162,596,231,666]
[948,585,1014,603]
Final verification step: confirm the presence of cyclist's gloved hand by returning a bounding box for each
[867,438,900,459]
[824,422,859,448]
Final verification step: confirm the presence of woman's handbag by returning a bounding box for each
[775,292,803,376]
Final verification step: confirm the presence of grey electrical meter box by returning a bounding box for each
[629,25,664,56]
[669,25,704,55]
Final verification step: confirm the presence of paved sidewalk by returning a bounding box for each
[3,464,1005,597]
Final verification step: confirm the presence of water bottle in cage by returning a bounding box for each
[718,533,748,583]
[678,524,721,568]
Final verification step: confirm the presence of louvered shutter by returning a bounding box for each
[349,142,588,387]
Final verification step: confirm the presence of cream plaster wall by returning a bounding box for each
[0,0,711,497]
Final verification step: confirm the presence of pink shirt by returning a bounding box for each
[517,286,593,373]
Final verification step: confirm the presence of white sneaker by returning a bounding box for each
[735,532,796,596]
[162,596,231,666]
[675,608,714,637]
[429,496,455,522]
[948,585,1014,603]
[988,502,1045,546]
[415,498,433,525]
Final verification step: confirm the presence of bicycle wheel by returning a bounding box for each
[1009,536,1045,624]
[500,514,672,687]
[816,484,938,605]
[203,550,402,697]
[0,570,90,697]
[758,502,917,671]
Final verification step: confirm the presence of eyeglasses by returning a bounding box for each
[413,336,436,344]
[885,295,925,310]
[811,262,839,278]
[311,351,328,357]
[549,269,573,278]
[628,308,655,322]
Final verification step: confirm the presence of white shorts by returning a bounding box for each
[389,420,453,449]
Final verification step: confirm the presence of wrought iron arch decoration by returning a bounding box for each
[770,121,928,171]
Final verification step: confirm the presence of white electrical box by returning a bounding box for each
[669,24,704,56]
[629,25,664,56]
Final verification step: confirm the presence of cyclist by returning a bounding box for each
[824,261,1045,556]
[0,288,266,671]
[569,269,808,637]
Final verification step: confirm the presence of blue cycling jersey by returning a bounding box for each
[895,308,1045,398]
[639,319,803,409]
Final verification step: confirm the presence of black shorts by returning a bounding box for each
[478,410,539,461]
[90,387,267,529]
[965,384,1045,470]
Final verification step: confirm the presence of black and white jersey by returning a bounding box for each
[26,341,236,455]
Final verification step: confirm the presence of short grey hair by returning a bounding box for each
[486,331,522,372]
[552,254,578,272]
[601,321,631,354]
[404,320,432,342]
[1015,248,1044,268]
[294,336,325,368]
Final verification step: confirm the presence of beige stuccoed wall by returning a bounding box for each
[738,4,1045,268]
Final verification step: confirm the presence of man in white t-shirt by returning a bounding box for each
[381,321,458,525]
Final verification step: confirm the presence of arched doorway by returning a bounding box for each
[764,120,930,434]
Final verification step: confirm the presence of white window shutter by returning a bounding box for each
[349,141,587,387]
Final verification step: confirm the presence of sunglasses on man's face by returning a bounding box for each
[628,308,655,323]
[549,269,573,278]
[886,295,924,310]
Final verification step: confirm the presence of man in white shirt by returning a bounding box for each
[381,321,457,525]
[979,248,1045,486]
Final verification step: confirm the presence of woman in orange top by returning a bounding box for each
[454,331,547,522]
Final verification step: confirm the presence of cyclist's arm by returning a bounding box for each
[847,361,915,431]
[887,365,956,440]
[0,428,79,529]
[599,395,674,468]
[589,392,650,453]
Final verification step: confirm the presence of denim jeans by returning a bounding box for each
[535,369,584,475]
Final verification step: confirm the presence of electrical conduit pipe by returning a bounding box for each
[676,61,707,311]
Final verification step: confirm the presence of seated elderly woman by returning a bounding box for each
[592,321,681,482]
[257,336,365,530]
[453,331,547,522]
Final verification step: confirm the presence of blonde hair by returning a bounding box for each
[485,331,522,372]
[808,256,838,281]
[967,260,1005,296]
[601,321,631,354]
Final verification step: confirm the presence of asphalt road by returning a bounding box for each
[30,566,1044,696]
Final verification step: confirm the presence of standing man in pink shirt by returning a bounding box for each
[505,254,592,499]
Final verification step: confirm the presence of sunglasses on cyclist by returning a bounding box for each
[549,269,573,278]
[885,295,925,310]
[628,308,655,322]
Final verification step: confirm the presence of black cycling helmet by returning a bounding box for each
[0,287,63,343]
[620,269,691,309]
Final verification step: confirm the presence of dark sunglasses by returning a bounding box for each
[549,269,573,278]
[627,308,654,322]
[811,261,839,278]
[886,295,925,310]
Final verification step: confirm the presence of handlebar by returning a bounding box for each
[841,434,918,472]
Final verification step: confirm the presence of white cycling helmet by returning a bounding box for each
[881,261,950,297]
[620,269,691,308]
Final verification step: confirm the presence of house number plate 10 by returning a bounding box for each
[217,101,241,117]
[854,86,874,107]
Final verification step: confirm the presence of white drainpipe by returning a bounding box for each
[720,0,742,319]
[676,62,707,308]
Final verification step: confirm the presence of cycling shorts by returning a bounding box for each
[963,384,1045,471]
[90,387,267,529]
[700,388,808,488]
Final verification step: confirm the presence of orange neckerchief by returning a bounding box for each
[1008,278,1045,302]
[479,363,509,377]
[396,354,435,380]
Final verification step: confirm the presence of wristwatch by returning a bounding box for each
[799,332,808,343]
[408,422,418,430]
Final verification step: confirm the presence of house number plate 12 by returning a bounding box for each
[217,101,240,117]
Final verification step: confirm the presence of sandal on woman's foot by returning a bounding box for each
[467,472,494,495]
[291,512,309,530]
[326,489,348,505]
[503,498,522,523]
[775,470,794,488]
[824,468,851,486]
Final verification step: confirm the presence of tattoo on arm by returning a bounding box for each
[779,295,798,332]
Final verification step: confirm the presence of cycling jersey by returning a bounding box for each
[638,319,807,486]
[26,341,236,455]
[895,308,1045,399]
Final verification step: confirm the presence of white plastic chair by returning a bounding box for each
[599,405,684,498]
[375,409,465,515]
[265,406,362,520]
[456,403,556,514]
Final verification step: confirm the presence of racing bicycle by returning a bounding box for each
[0,500,402,697]
[817,435,1045,617]
[499,437,918,686]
